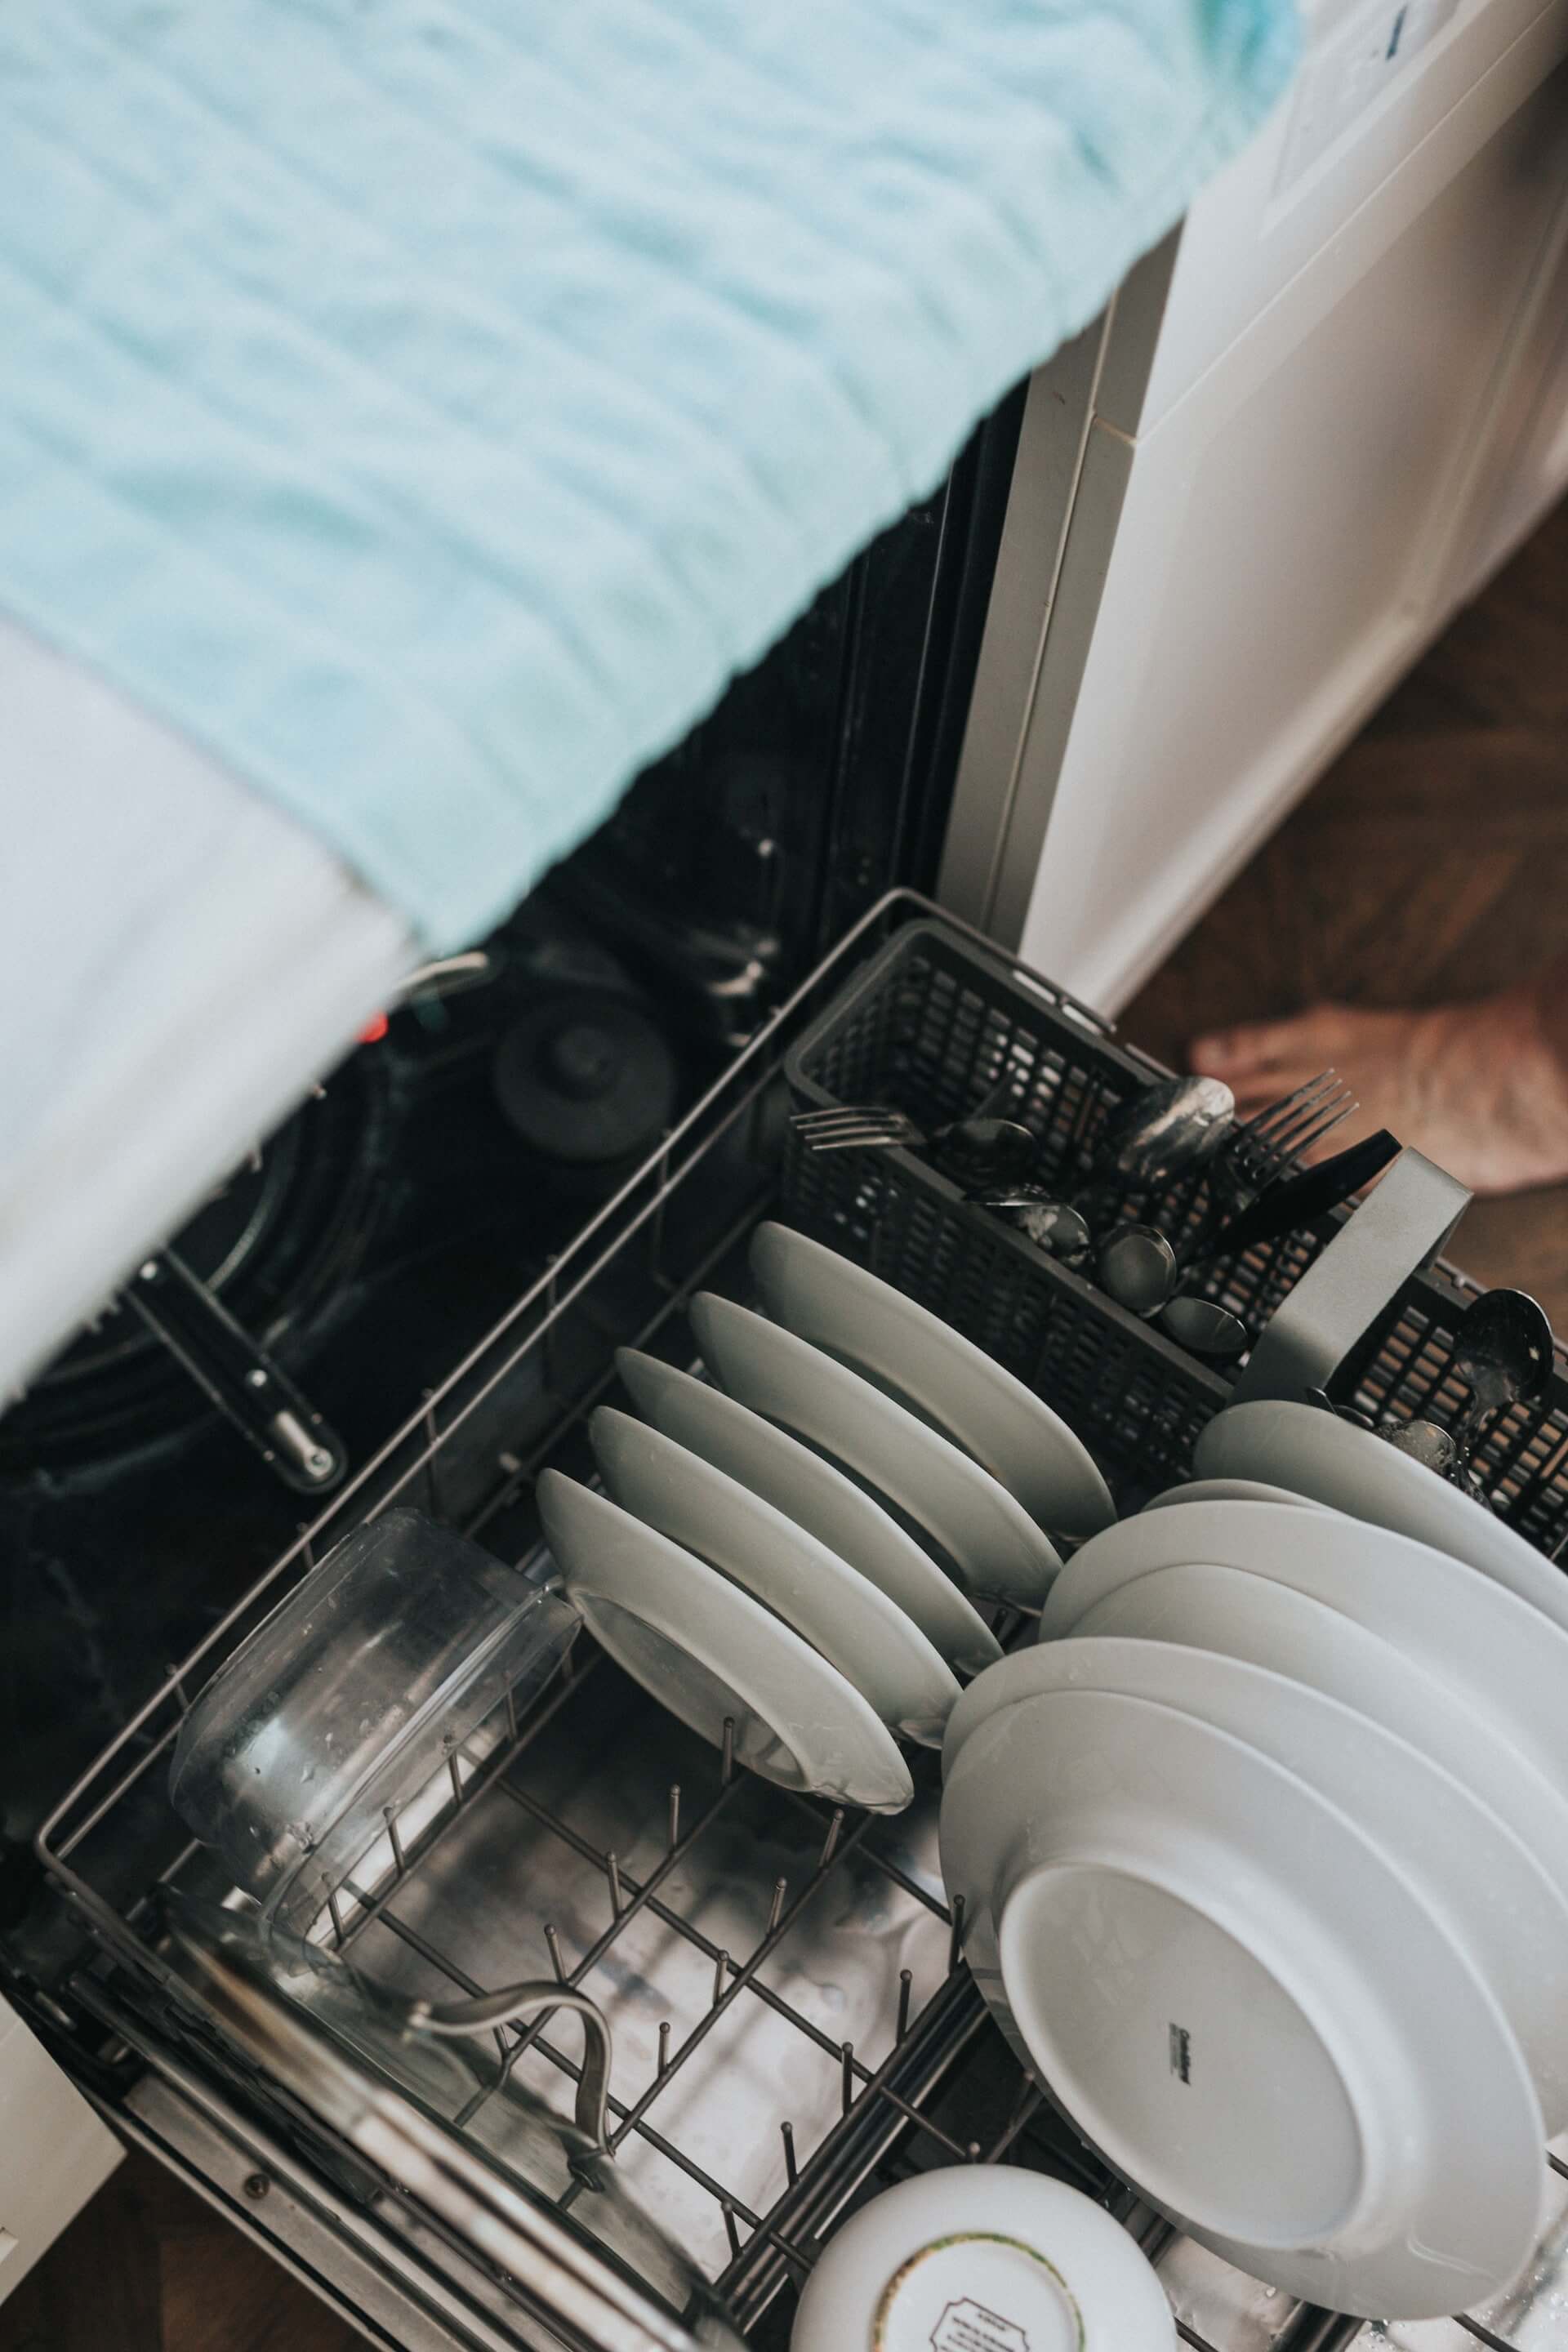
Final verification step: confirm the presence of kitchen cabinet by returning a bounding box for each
[1440,169,1568,612]
[941,0,1568,1013]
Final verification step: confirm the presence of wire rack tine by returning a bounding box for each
[947,1892,967,1974]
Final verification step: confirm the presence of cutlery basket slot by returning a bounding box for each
[782,919,1328,1492]
[1353,1259,1568,1559]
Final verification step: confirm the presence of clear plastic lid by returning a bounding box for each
[170,1508,578,1931]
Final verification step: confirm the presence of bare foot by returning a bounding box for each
[1189,989,1568,1197]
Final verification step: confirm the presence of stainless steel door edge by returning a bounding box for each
[114,2059,559,2352]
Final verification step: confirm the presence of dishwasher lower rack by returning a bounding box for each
[31,893,1568,2352]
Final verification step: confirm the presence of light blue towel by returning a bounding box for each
[0,1,1297,952]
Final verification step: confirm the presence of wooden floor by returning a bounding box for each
[5,497,1565,2350]
[0,2149,360,2352]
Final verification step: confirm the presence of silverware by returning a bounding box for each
[1182,1129,1399,1269]
[973,1190,1092,1262]
[1089,1075,1235,1196]
[1184,1072,1356,1264]
[1383,1419,1459,1476]
[1158,1295,1250,1359]
[1098,1224,1178,1316]
[791,1085,1035,1187]
[1448,1290,1553,1468]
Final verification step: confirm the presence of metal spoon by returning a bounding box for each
[1382,1419,1459,1476]
[972,1187,1092,1263]
[934,1116,1037,1189]
[1093,1076,1236,1194]
[1158,1295,1249,1359]
[1098,1223,1178,1316]
[1448,1289,1553,1467]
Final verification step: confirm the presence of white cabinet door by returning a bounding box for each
[0,1997,122,2300]
[1440,171,1568,612]
[1017,39,1568,1011]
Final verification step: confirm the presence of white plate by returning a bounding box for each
[750,1222,1116,1539]
[613,1349,1000,1678]
[536,1472,912,1813]
[1196,1398,1568,1634]
[791,2163,1174,2352]
[941,1688,1544,2319]
[1066,1557,1568,1918]
[588,1406,959,1745]
[1037,1496,1568,1792]
[1144,1476,1328,1514]
[689,1293,1062,1609]
[940,1633,1568,2128]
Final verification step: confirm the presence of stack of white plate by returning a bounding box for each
[537,1222,1116,1813]
[941,1394,1568,2319]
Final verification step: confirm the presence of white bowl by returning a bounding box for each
[942,1688,1544,2318]
[791,2163,1174,2352]
[942,1630,1568,2131]
[1195,1397,1568,1633]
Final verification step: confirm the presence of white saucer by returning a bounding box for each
[1144,1476,1328,1514]
[589,1406,959,1744]
[750,1222,1116,1539]
[1066,1557,1568,1919]
[940,1633,1568,2129]
[613,1349,1000,1677]
[791,2163,1174,2352]
[1196,1398,1568,1633]
[689,1292,1062,1609]
[941,1688,1544,2319]
[1037,1496,1568,1791]
[537,1472,912,1812]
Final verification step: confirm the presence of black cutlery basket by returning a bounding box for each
[782,915,1568,1547]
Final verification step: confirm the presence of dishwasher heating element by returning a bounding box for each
[33,895,1568,2352]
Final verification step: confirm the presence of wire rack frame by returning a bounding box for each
[33,889,1565,2352]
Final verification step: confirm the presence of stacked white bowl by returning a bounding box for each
[940,1397,1568,2321]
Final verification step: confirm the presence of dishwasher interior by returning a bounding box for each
[21,893,1568,2352]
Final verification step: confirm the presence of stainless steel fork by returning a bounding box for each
[1217,1071,1356,1206]
[790,1103,930,1152]
[791,1070,1026,1161]
[1182,1071,1356,1267]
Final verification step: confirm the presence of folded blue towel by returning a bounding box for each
[0,0,1297,951]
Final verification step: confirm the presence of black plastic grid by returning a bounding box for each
[783,917,1568,1557]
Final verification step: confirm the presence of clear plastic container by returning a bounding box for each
[170,1508,578,1933]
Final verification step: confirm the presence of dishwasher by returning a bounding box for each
[7,375,1568,2345]
[15,880,1568,2352]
